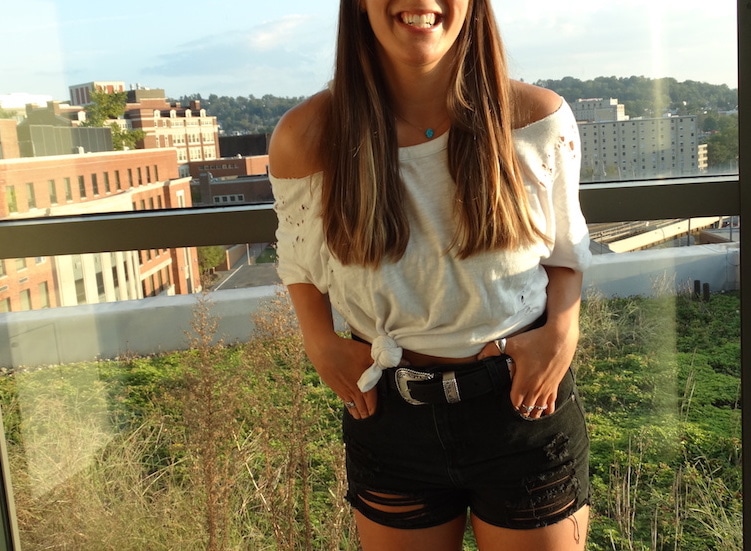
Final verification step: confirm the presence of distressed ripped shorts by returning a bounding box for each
[342,355,591,530]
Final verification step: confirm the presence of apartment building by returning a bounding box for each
[571,98,707,180]
[67,82,221,165]
[0,149,199,312]
[123,88,220,164]
[571,98,628,123]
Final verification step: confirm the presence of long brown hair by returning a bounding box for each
[321,0,544,267]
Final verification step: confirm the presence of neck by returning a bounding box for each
[385,67,452,145]
[379,52,453,124]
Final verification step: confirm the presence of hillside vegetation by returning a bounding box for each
[179,76,737,136]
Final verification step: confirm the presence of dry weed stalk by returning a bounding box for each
[243,288,358,549]
[183,292,246,551]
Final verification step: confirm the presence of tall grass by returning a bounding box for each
[0,288,741,550]
[4,290,357,550]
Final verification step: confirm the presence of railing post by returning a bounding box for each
[0,408,20,551]
[738,1,751,549]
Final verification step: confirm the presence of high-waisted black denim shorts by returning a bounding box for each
[342,352,590,530]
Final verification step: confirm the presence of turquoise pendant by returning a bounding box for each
[425,128,435,139]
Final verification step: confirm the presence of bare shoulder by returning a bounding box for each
[510,80,563,129]
[268,90,330,178]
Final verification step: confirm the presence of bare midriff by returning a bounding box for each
[400,348,481,367]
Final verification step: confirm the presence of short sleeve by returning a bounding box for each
[543,104,592,271]
[270,173,330,292]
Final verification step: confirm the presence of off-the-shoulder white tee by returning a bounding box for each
[271,101,591,370]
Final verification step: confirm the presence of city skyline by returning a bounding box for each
[2,0,739,103]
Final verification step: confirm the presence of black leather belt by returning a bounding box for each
[384,357,509,406]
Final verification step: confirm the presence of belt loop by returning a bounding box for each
[441,371,461,404]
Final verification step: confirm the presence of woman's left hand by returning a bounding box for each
[479,324,577,418]
[477,267,583,419]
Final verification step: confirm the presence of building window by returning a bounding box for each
[15,258,26,271]
[137,167,143,185]
[38,282,50,309]
[78,175,87,198]
[154,165,159,181]
[128,168,133,187]
[92,174,99,195]
[103,172,111,193]
[26,183,36,209]
[48,179,58,205]
[115,170,122,190]
[5,186,18,213]
[146,166,151,183]
[19,290,31,311]
[0,260,5,277]
[64,177,73,201]
[0,298,9,313]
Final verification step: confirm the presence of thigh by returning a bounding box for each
[471,504,590,551]
[356,510,467,551]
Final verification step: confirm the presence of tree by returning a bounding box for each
[198,246,226,274]
[706,114,739,170]
[110,123,145,151]
[82,88,145,150]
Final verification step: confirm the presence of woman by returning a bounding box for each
[269,1,592,549]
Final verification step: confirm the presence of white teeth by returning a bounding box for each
[401,12,437,28]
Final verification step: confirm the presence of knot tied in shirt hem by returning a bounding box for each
[356,335,403,392]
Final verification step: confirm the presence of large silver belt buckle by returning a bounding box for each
[394,368,461,406]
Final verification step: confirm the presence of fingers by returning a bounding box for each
[513,389,556,419]
[343,387,378,420]
[517,400,554,419]
[510,370,557,419]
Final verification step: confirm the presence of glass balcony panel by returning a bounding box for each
[0,0,743,549]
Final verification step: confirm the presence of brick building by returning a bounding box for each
[123,88,220,164]
[0,149,200,312]
[0,120,20,160]
[69,81,126,106]
[188,154,272,206]
[67,82,221,166]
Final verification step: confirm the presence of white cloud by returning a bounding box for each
[248,14,314,51]
[138,14,335,96]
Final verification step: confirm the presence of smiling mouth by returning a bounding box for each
[400,12,441,28]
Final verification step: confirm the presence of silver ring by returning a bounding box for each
[494,337,507,354]
[519,404,533,414]
[534,405,548,411]
[344,401,356,408]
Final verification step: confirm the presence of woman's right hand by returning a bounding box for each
[305,332,377,419]
[285,283,377,419]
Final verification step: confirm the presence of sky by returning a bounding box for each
[0,0,739,106]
